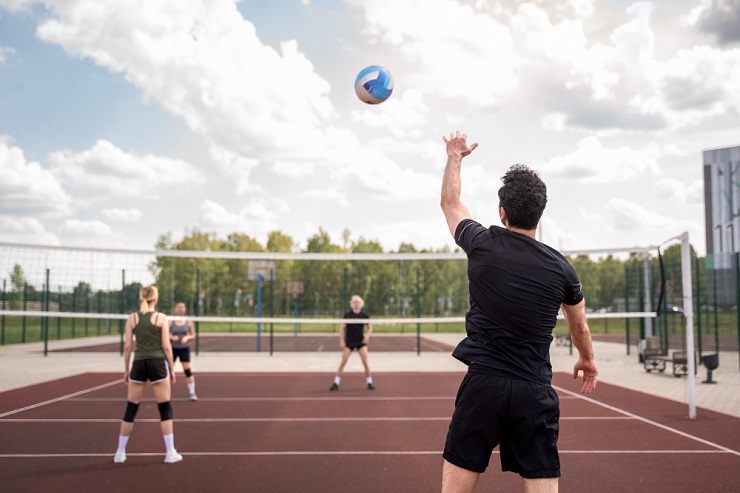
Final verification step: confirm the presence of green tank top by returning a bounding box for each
[133,311,166,360]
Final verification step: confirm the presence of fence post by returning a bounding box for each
[416,267,421,356]
[736,253,740,370]
[269,268,274,356]
[624,265,630,355]
[22,282,27,343]
[195,268,200,355]
[57,285,62,339]
[119,270,125,356]
[1,279,5,345]
[44,269,49,356]
[695,257,702,356]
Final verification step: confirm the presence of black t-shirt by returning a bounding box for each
[343,310,369,346]
[453,219,584,386]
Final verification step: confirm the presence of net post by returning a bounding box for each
[57,285,62,339]
[43,269,49,357]
[680,232,696,419]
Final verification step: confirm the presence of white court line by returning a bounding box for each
[0,416,633,423]
[0,380,121,419]
[67,396,454,402]
[0,449,732,459]
[553,385,740,457]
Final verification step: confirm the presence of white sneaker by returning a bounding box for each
[113,451,126,463]
[189,393,198,401]
[164,450,183,463]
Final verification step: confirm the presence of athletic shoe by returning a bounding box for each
[113,451,126,464]
[329,383,339,391]
[367,383,375,390]
[164,450,183,464]
[189,393,198,401]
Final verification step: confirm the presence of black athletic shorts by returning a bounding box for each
[443,365,560,478]
[172,346,191,363]
[129,358,170,384]
[346,342,366,351]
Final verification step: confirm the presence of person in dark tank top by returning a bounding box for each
[329,295,375,391]
[170,302,197,401]
[113,285,183,464]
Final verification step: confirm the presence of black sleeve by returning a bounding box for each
[454,219,489,254]
[562,264,584,306]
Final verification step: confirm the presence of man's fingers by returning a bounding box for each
[469,143,479,151]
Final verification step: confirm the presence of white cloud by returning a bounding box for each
[348,0,519,108]
[199,198,284,241]
[0,215,59,245]
[540,136,661,183]
[101,208,142,222]
[49,139,204,200]
[0,45,16,64]
[605,197,675,230]
[59,218,124,246]
[0,138,72,216]
[34,0,335,158]
[299,187,349,207]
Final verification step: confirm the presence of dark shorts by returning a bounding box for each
[172,346,191,363]
[129,358,170,384]
[443,365,560,478]
[345,341,366,351]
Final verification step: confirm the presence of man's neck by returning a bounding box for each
[506,225,537,239]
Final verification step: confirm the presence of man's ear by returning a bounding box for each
[499,207,508,226]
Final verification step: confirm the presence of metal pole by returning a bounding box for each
[195,268,201,356]
[119,270,125,356]
[1,279,5,345]
[680,232,696,419]
[416,267,421,356]
[624,266,630,355]
[256,273,263,352]
[22,282,27,343]
[57,285,62,339]
[695,257,702,356]
[293,295,299,336]
[643,255,653,337]
[269,268,274,356]
[44,269,49,356]
[737,253,740,371]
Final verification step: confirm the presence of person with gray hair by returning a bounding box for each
[329,295,375,391]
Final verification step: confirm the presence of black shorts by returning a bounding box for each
[345,342,366,351]
[443,365,560,478]
[129,358,170,384]
[172,346,191,363]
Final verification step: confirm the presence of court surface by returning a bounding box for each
[1,371,738,492]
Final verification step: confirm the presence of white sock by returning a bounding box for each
[187,382,195,394]
[117,435,129,453]
[333,376,341,385]
[366,376,373,384]
[163,433,175,453]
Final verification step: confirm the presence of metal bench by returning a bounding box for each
[643,349,691,377]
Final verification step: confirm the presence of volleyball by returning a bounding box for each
[354,65,394,104]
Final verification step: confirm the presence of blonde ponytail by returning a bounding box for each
[139,285,159,314]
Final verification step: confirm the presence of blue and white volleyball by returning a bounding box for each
[354,65,394,104]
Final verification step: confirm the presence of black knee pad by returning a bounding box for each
[184,368,192,378]
[158,401,173,421]
[122,401,140,423]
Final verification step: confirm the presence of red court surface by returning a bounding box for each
[1,371,738,492]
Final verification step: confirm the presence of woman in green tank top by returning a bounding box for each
[113,285,182,464]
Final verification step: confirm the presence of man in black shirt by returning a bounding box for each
[329,295,375,390]
[439,131,598,493]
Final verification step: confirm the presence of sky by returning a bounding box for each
[0,0,739,256]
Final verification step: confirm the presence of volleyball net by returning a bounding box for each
[0,239,686,354]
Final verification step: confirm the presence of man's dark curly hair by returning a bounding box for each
[497,164,547,230]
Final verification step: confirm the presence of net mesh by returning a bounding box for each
[0,241,669,349]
